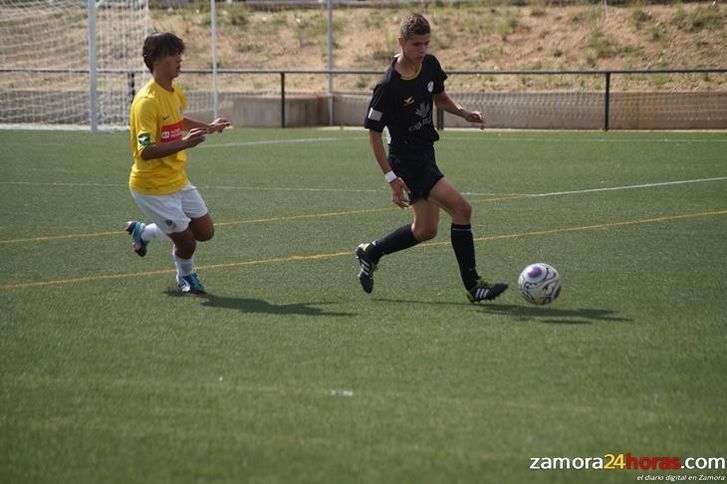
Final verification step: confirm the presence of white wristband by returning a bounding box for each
[384,170,397,183]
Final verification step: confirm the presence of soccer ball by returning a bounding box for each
[518,263,562,305]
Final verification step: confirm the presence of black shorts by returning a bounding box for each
[388,144,444,204]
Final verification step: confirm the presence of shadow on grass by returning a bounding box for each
[475,304,631,325]
[165,289,355,317]
[373,297,630,325]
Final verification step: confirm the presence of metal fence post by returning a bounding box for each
[281,72,286,129]
[87,0,97,132]
[604,71,611,131]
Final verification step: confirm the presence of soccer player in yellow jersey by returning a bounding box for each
[126,32,230,295]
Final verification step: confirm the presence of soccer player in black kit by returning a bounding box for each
[355,13,508,303]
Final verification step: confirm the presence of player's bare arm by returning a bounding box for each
[184,116,231,133]
[140,127,207,161]
[368,130,410,209]
[433,91,485,128]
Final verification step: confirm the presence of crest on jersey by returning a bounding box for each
[137,132,151,148]
[427,81,434,93]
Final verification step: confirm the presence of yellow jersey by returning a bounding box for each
[128,79,189,195]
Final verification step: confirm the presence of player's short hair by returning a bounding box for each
[400,13,430,40]
[142,32,185,73]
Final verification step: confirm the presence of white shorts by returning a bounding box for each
[130,183,208,234]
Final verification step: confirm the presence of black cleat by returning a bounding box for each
[355,243,377,294]
[466,278,508,303]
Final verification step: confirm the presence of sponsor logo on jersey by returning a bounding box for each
[160,120,184,143]
[415,101,431,119]
[402,96,415,107]
[409,101,433,132]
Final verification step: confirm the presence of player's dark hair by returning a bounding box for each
[400,13,430,40]
[142,32,185,73]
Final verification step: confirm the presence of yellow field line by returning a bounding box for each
[2,209,725,291]
[215,208,392,227]
[0,208,397,245]
[424,209,727,249]
[0,183,716,245]
[0,230,127,245]
[0,197,526,245]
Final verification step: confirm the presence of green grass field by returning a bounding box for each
[1,128,726,483]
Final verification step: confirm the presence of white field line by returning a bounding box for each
[207,185,383,193]
[3,176,725,197]
[0,180,383,193]
[3,209,726,290]
[468,176,727,198]
[1,176,725,246]
[198,136,361,149]
[198,133,727,151]
[443,135,727,144]
[525,177,727,197]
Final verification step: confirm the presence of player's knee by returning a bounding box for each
[195,226,214,242]
[413,225,437,241]
[456,200,473,221]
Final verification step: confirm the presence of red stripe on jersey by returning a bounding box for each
[160,120,184,143]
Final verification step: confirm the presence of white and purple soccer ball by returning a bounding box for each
[518,263,562,305]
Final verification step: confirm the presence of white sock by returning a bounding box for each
[173,252,195,277]
[141,223,171,242]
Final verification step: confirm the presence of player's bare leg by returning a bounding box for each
[188,213,214,242]
[168,215,212,295]
[410,197,439,242]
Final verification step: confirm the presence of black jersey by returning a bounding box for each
[364,54,447,147]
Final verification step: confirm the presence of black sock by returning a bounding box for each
[451,223,479,289]
[367,224,420,263]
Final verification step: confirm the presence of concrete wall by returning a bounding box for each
[230,95,324,127]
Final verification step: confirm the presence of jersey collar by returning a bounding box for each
[393,54,422,81]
